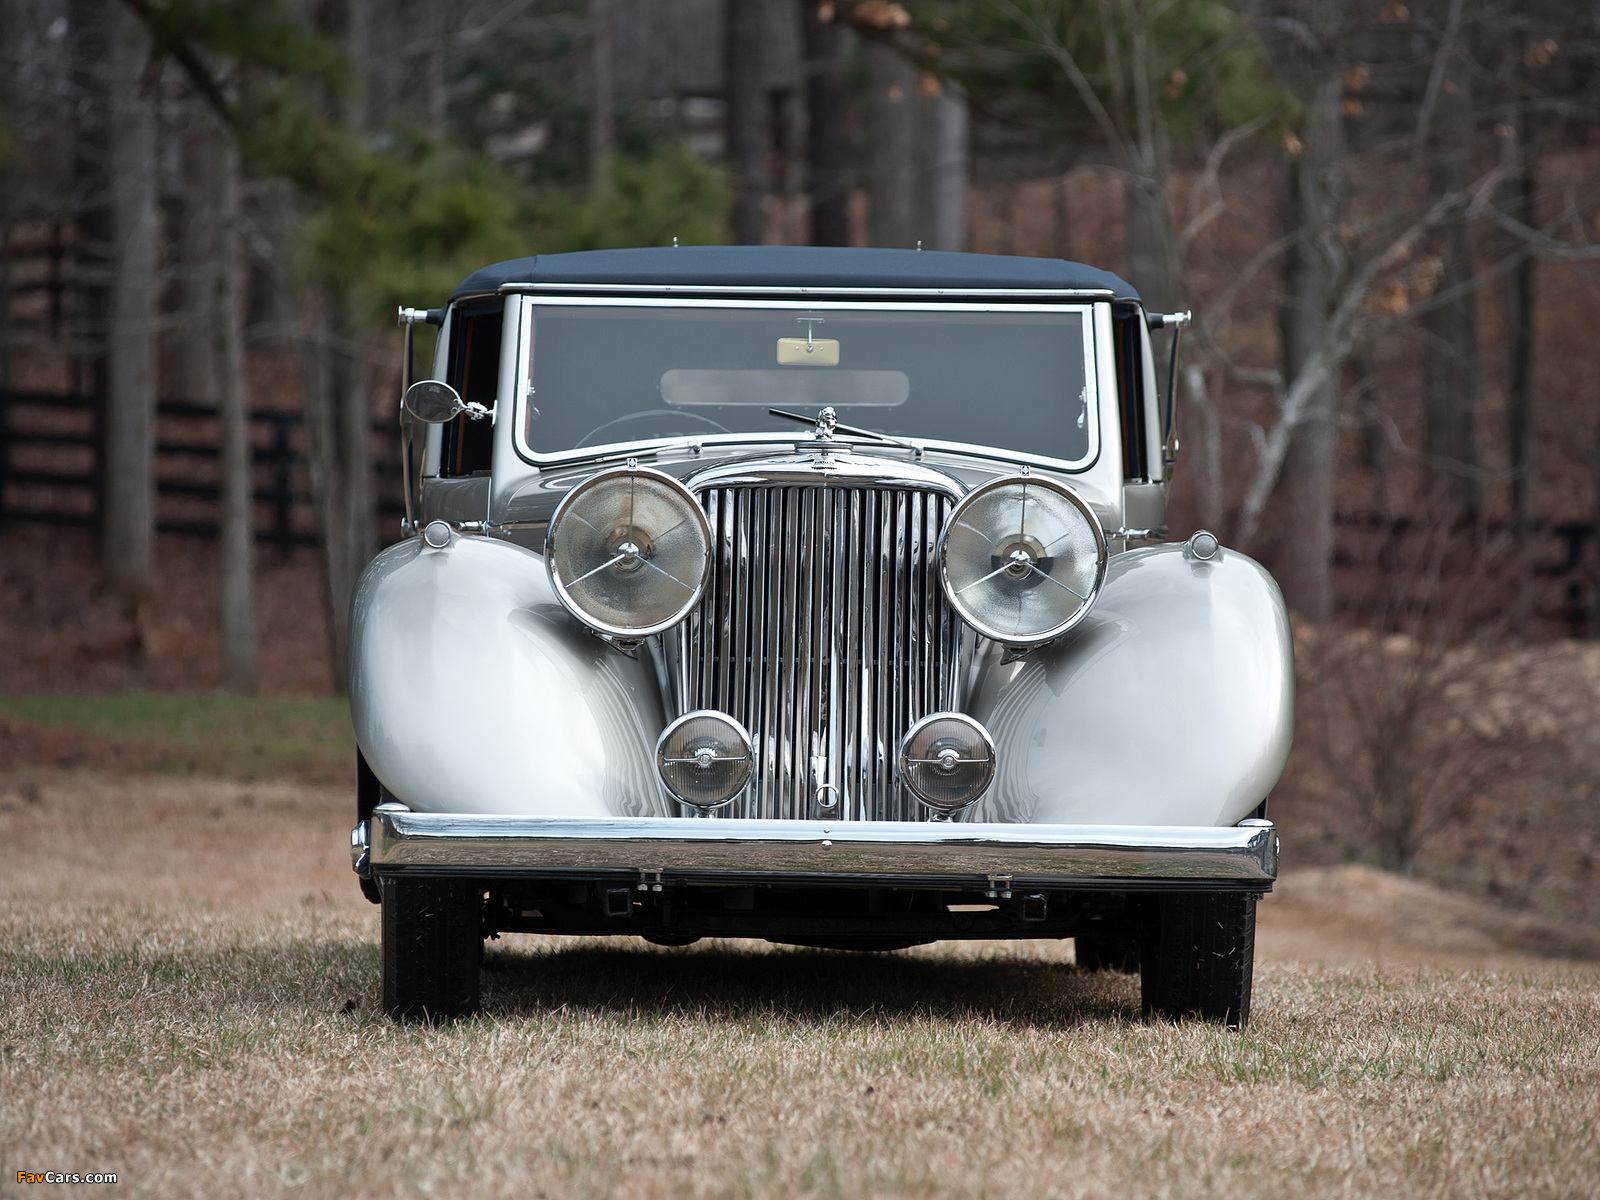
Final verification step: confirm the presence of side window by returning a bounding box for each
[441,302,502,476]
[1113,306,1149,482]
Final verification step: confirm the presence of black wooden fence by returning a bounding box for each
[4,385,1597,636]
[0,388,405,549]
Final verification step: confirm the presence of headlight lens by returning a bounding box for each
[547,467,711,638]
[657,711,754,809]
[938,475,1106,645]
[899,712,996,813]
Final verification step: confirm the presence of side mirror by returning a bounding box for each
[403,380,465,424]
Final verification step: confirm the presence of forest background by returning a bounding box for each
[2,0,1600,928]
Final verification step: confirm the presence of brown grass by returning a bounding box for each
[3,770,1599,1199]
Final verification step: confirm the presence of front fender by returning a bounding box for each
[349,534,668,816]
[968,543,1293,827]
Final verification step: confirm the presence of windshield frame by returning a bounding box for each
[507,296,1104,472]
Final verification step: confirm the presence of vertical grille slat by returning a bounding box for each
[682,482,957,822]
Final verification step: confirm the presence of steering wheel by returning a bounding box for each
[574,409,732,447]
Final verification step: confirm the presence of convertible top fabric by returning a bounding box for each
[449,245,1140,303]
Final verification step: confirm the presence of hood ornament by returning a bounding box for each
[814,406,838,440]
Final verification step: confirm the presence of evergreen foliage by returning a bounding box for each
[899,0,1283,155]
[129,0,729,322]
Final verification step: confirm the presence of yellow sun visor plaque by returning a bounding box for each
[776,337,840,366]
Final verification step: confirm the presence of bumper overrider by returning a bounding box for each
[355,805,1278,893]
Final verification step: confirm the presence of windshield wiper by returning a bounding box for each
[768,406,918,451]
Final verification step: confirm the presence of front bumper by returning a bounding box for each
[360,806,1278,892]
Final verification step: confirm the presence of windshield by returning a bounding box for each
[517,303,1096,464]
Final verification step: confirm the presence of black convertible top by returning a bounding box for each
[450,245,1140,303]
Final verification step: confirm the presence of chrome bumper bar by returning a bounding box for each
[363,808,1277,891]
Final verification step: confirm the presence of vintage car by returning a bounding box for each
[349,245,1291,1026]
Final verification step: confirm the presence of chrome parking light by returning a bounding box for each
[899,712,997,814]
[656,710,754,810]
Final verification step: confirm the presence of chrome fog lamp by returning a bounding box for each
[547,466,712,638]
[938,475,1107,646]
[656,711,754,810]
[899,712,996,814]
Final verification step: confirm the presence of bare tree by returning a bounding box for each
[1493,100,1535,526]
[424,0,449,140]
[295,290,372,690]
[168,112,218,408]
[923,79,969,251]
[1419,31,1482,515]
[726,0,766,243]
[214,131,256,691]
[993,0,1179,309]
[867,40,917,247]
[346,0,374,133]
[1272,0,1349,621]
[589,0,614,197]
[1200,1,1528,593]
[101,0,158,603]
[802,0,851,246]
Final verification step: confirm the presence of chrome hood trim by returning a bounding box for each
[367,809,1278,888]
[683,448,965,497]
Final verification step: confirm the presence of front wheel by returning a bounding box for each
[380,877,483,1021]
[1140,892,1257,1028]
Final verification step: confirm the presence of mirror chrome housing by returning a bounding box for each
[403,380,465,424]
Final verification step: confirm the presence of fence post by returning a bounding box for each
[272,413,293,555]
[0,391,10,533]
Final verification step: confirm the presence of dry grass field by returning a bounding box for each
[3,769,1599,1199]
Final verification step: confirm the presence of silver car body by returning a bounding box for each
[350,248,1291,896]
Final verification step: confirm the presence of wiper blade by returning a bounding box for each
[768,407,917,451]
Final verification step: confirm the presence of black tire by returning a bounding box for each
[1139,892,1256,1028]
[380,876,483,1022]
[1075,933,1141,973]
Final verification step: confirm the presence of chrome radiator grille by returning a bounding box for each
[677,484,960,821]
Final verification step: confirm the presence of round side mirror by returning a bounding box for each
[403,380,465,424]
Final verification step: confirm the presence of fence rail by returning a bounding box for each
[4,387,1598,635]
[0,388,404,549]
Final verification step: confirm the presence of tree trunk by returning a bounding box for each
[297,289,363,692]
[802,0,849,247]
[1184,362,1224,531]
[346,0,372,134]
[589,0,614,197]
[70,0,112,549]
[102,0,158,602]
[725,0,766,244]
[215,132,257,691]
[341,321,374,593]
[1124,177,1172,313]
[1275,63,1346,624]
[923,82,967,252]
[425,0,448,141]
[1053,174,1073,261]
[867,41,915,248]
[285,3,383,692]
[1420,53,1481,516]
[1122,1,1174,313]
[169,110,218,405]
[1499,115,1535,527]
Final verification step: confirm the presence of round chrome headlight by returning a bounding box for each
[547,466,711,638]
[899,712,996,814]
[938,475,1107,646]
[656,711,754,809]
